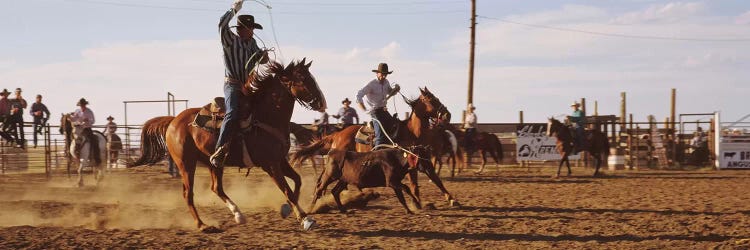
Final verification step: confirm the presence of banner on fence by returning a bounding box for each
[516,124,580,161]
[719,142,750,169]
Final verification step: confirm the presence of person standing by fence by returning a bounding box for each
[0,89,14,144]
[9,88,28,148]
[30,94,50,148]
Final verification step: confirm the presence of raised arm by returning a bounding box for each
[219,0,244,47]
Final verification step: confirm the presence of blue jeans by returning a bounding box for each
[573,125,584,147]
[371,108,390,147]
[216,82,241,149]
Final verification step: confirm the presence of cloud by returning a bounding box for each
[736,10,750,24]
[611,2,705,24]
[377,41,401,60]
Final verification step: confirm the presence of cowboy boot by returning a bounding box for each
[210,144,229,168]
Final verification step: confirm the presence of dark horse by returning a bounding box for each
[441,125,504,176]
[293,87,459,206]
[132,59,326,232]
[547,117,610,177]
[289,122,324,173]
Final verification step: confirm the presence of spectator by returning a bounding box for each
[30,94,50,148]
[9,88,28,148]
[103,115,117,138]
[0,89,14,144]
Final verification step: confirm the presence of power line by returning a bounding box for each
[478,15,750,42]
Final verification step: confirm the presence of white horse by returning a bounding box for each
[70,123,107,187]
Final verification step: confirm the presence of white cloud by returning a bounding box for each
[377,41,401,60]
[736,10,750,24]
[612,2,705,24]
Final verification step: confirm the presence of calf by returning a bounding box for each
[309,146,432,214]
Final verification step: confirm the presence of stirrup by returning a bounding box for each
[210,145,228,168]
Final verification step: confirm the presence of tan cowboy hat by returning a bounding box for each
[570,101,580,107]
[372,63,393,74]
[467,103,476,110]
[342,98,352,104]
[0,89,9,96]
[77,98,89,106]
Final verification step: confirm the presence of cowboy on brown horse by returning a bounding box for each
[567,101,586,154]
[356,63,400,148]
[210,0,269,169]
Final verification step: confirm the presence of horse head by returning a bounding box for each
[405,87,448,121]
[279,58,327,112]
[59,113,72,135]
[547,117,565,138]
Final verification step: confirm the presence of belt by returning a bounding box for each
[225,77,241,85]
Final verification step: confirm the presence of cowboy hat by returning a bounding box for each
[14,88,22,93]
[0,89,9,96]
[570,101,580,107]
[467,103,476,110]
[342,98,352,104]
[372,63,393,74]
[77,98,89,106]
[231,15,263,30]
[107,116,114,121]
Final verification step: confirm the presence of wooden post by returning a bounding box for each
[519,110,524,124]
[629,113,634,169]
[466,0,476,106]
[620,92,626,132]
[581,97,588,167]
[594,101,599,116]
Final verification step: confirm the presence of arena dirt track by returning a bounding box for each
[1,164,750,249]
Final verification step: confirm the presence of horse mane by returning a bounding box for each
[245,61,285,94]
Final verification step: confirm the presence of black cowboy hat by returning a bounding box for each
[372,63,393,74]
[231,15,263,30]
[14,88,22,93]
[107,116,114,120]
[77,98,89,106]
[342,98,352,104]
[0,89,9,96]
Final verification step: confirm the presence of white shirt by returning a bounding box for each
[464,112,477,129]
[356,79,393,114]
[71,108,95,128]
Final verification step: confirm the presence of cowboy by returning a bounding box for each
[30,94,50,148]
[9,88,27,148]
[463,103,478,152]
[332,98,359,128]
[312,110,329,138]
[71,98,101,164]
[356,63,400,148]
[210,0,270,168]
[0,89,14,143]
[103,116,117,138]
[568,101,585,154]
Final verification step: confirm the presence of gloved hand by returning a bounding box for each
[232,0,244,11]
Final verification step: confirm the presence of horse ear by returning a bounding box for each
[299,58,306,67]
[285,61,294,71]
[305,60,312,69]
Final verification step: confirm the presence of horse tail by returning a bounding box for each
[492,134,504,162]
[127,116,175,167]
[291,135,332,166]
[444,130,458,154]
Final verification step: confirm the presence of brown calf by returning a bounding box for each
[309,146,432,214]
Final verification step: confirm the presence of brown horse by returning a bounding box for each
[441,126,504,175]
[289,122,322,173]
[293,87,458,206]
[547,117,610,177]
[133,59,326,232]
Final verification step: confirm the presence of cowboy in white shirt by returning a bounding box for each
[356,63,400,147]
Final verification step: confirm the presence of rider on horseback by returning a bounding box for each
[356,63,400,148]
[463,103,478,152]
[568,101,585,154]
[71,98,101,164]
[210,0,269,168]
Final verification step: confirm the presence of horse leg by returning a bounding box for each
[208,165,246,224]
[176,155,206,230]
[399,182,421,210]
[76,159,86,187]
[593,153,601,177]
[566,154,572,176]
[405,170,421,205]
[330,181,348,213]
[434,156,443,177]
[280,161,303,207]
[475,150,487,174]
[267,165,316,230]
[390,183,413,214]
[309,168,336,213]
[556,155,566,178]
[423,166,458,205]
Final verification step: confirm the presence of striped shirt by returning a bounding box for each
[219,8,262,85]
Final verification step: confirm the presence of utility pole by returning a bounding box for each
[467,0,476,106]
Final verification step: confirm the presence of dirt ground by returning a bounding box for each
[1,163,750,249]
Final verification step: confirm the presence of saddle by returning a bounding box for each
[355,120,399,146]
[191,97,226,133]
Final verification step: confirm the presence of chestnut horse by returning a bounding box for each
[547,117,610,177]
[292,87,459,206]
[133,60,326,232]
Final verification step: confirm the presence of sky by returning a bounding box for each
[1,0,749,127]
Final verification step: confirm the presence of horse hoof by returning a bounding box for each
[280,204,292,219]
[301,217,317,231]
[199,225,223,234]
[234,213,246,224]
[449,199,461,207]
